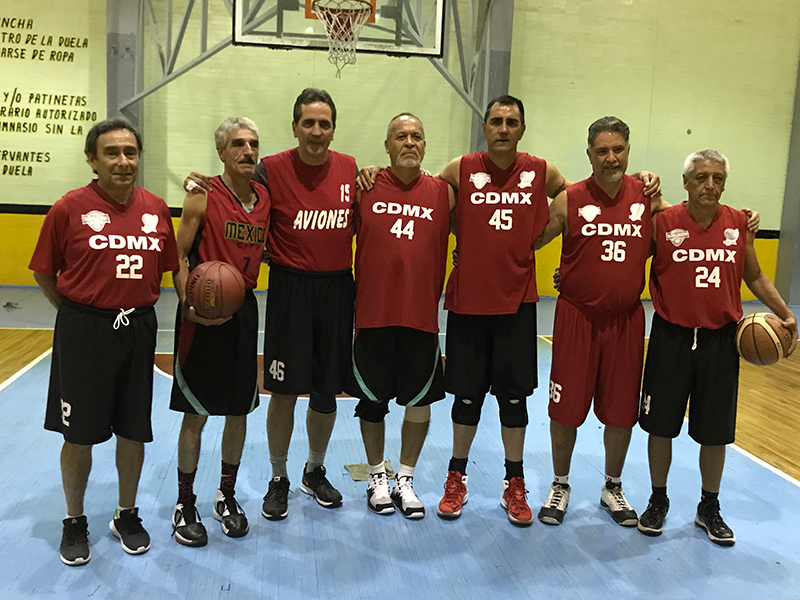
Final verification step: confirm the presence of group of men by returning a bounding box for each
[30,87,798,568]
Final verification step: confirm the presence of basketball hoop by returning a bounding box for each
[312,0,373,77]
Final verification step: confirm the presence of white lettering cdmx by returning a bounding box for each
[672,248,736,263]
[470,192,532,204]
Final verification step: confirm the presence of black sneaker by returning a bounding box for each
[262,477,290,520]
[60,516,90,566]
[213,489,249,538]
[109,507,151,555]
[638,494,669,536]
[300,464,342,508]
[172,497,208,547]
[695,499,735,546]
[538,482,570,526]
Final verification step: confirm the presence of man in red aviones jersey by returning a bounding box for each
[186,88,355,519]
[30,118,179,566]
[533,117,669,528]
[637,150,797,545]
[346,113,455,519]
[170,118,270,547]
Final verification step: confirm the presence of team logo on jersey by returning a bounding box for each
[723,228,739,246]
[81,210,110,232]
[141,213,159,234]
[666,228,689,247]
[577,205,601,222]
[469,172,491,190]
[518,171,536,188]
[629,203,645,222]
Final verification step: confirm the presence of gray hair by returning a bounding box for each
[683,149,729,177]
[386,112,423,140]
[214,117,259,151]
[587,116,630,147]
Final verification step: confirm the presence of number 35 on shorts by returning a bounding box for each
[549,379,562,404]
[269,360,285,382]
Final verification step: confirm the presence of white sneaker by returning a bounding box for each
[537,482,570,525]
[391,475,425,519]
[600,483,638,527]
[366,471,394,515]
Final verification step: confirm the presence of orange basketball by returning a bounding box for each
[186,261,245,320]
[735,313,791,366]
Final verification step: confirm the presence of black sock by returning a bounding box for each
[449,457,468,475]
[504,459,523,480]
[651,485,667,498]
[700,489,719,504]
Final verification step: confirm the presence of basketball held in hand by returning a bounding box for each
[736,312,792,366]
[186,261,245,320]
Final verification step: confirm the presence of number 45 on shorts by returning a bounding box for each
[269,360,285,382]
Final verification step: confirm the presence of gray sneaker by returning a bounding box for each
[600,483,638,527]
[391,475,425,519]
[538,482,570,526]
[367,471,394,515]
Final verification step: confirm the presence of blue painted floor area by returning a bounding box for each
[2,345,800,600]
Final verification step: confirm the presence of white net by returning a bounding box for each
[312,0,373,77]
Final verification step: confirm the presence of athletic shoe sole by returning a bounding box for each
[537,508,565,526]
[261,507,288,520]
[300,483,342,508]
[59,551,91,566]
[637,521,664,536]
[694,515,736,546]
[109,520,151,555]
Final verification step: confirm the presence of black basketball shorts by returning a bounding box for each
[45,299,157,445]
[263,264,354,396]
[347,326,445,421]
[171,290,260,416]
[639,312,739,446]
[444,302,538,399]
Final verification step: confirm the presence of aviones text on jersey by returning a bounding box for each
[371,202,434,221]
[292,208,350,231]
[470,192,533,205]
[672,248,737,263]
[224,221,266,244]
[89,235,163,251]
[580,223,643,238]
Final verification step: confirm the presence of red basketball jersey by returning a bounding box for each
[354,170,451,333]
[559,175,652,312]
[261,148,356,272]
[650,202,746,329]
[29,181,180,308]
[190,176,270,289]
[444,151,549,315]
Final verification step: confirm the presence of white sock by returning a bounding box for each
[369,462,386,476]
[554,474,569,486]
[605,475,622,486]
[397,464,415,479]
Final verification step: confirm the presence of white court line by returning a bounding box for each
[729,443,800,489]
[0,348,52,393]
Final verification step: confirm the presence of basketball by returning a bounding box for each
[736,313,791,366]
[186,261,246,320]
